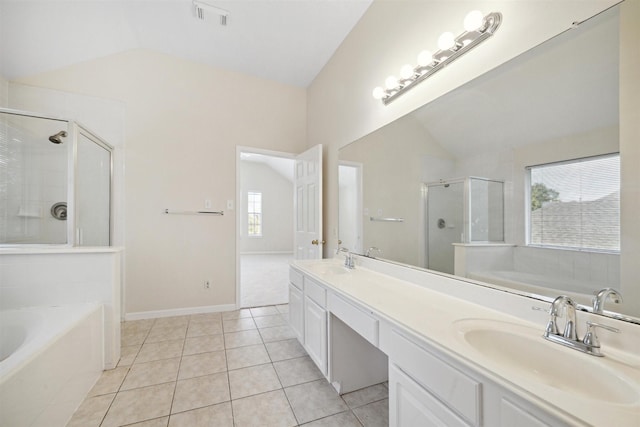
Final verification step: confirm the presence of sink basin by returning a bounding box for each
[453,319,639,405]
[311,264,350,276]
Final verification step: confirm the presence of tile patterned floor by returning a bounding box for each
[67,305,389,427]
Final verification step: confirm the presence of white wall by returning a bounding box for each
[239,160,293,254]
[0,74,7,107]
[14,49,307,317]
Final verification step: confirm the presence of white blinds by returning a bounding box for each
[528,154,620,251]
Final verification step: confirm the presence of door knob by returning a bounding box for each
[311,239,325,245]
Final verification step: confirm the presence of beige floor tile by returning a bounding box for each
[250,306,280,317]
[146,325,188,343]
[226,343,270,370]
[259,325,296,343]
[187,322,223,337]
[342,383,389,409]
[122,330,149,346]
[124,417,169,426]
[172,372,230,414]
[224,329,263,349]
[231,389,297,427]
[253,314,287,329]
[169,402,233,427]
[265,339,307,362]
[118,345,142,367]
[66,393,115,427]
[101,383,174,427]
[189,312,222,324]
[121,319,155,334]
[228,363,282,399]
[285,379,349,424]
[136,339,184,363]
[353,399,389,427]
[88,366,129,396]
[178,350,227,380]
[273,356,323,387]
[275,304,289,314]
[300,410,362,427]
[120,358,180,390]
[154,316,190,328]
[222,317,257,333]
[183,334,225,355]
[221,308,252,320]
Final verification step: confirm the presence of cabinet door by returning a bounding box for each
[389,364,469,427]
[289,284,304,344]
[500,398,554,427]
[304,296,327,375]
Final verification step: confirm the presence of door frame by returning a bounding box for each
[236,146,296,309]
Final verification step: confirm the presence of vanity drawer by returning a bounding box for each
[327,293,378,346]
[385,329,481,426]
[289,268,303,291]
[304,277,327,307]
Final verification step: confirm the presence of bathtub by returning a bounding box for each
[468,270,598,306]
[0,304,104,427]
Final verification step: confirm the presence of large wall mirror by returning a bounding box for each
[338,6,637,321]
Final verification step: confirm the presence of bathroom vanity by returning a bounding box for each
[289,257,640,427]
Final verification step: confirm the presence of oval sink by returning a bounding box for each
[453,319,639,405]
[307,262,350,276]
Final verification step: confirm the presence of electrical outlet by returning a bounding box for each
[204,280,211,289]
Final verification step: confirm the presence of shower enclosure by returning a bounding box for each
[426,177,504,274]
[0,108,113,246]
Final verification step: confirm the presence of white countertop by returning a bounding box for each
[292,258,640,427]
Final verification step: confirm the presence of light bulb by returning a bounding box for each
[464,10,484,32]
[438,32,455,50]
[385,75,399,89]
[400,64,414,80]
[372,86,385,100]
[417,50,433,66]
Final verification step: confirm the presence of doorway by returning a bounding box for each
[237,148,295,308]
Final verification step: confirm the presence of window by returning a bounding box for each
[527,154,619,251]
[247,192,262,237]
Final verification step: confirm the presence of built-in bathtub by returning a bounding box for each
[468,270,599,306]
[0,304,104,427]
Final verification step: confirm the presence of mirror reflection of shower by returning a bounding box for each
[48,130,67,144]
[426,177,504,275]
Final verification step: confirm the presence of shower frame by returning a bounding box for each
[0,107,114,247]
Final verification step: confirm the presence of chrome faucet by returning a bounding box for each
[593,288,623,314]
[365,247,382,258]
[541,295,619,357]
[339,247,356,269]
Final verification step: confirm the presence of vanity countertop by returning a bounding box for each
[291,257,640,427]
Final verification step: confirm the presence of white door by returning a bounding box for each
[294,144,323,259]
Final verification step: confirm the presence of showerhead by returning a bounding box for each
[49,130,67,144]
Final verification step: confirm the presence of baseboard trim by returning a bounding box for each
[124,303,237,321]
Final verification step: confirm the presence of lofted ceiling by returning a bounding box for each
[0,0,372,87]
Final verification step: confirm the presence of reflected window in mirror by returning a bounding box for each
[527,154,620,252]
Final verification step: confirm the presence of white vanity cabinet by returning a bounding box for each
[380,322,571,427]
[288,268,304,342]
[303,277,328,375]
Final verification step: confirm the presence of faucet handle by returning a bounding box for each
[582,321,620,349]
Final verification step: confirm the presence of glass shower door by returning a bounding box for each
[427,182,464,274]
[0,112,69,244]
[76,130,111,246]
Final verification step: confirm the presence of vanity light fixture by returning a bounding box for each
[193,0,230,26]
[373,10,502,105]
